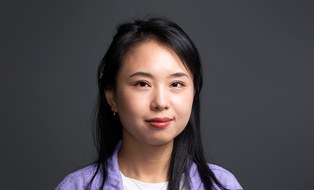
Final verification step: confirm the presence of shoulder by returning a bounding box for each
[189,163,243,190]
[55,164,101,190]
[208,164,243,190]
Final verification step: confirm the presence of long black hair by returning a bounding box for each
[89,17,226,190]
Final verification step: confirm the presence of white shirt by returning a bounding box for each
[120,171,168,190]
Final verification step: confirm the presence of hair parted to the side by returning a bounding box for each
[89,17,227,190]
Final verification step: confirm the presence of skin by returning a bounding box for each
[105,40,195,183]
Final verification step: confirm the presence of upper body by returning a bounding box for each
[55,146,243,190]
[57,17,243,190]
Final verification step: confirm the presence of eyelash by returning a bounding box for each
[134,81,150,87]
[171,81,185,88]
[133,81,186,88]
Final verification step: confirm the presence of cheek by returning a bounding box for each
[172,92,194,119]
[116,89,147,117]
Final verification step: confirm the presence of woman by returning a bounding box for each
[56,17,243,190]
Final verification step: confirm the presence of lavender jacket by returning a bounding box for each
[55,148,243,190]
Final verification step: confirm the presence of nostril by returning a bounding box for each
[152,105,169,111]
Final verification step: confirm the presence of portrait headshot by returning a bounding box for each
[1,1,313,190]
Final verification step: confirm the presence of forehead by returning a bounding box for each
[120,40,192,76]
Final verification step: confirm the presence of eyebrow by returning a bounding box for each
[128,72,152,78]
[128,72,190,79]
[169,72,190,78]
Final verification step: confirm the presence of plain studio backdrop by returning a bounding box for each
[1,1,313,189]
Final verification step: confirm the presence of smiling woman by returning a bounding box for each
[106,41,194,147]
[55,17,243,190]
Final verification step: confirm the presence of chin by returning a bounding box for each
[143,137,174,147]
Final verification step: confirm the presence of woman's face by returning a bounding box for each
[106,40,194,146]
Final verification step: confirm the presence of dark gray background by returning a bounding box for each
[1,1,313,189]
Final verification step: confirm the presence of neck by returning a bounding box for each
[118,136,173,183]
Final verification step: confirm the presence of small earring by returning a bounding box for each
[113,112,116,116]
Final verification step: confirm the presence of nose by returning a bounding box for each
[150,86,169,111]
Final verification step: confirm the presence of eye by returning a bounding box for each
[135,81,150,88]
[171,81,185,88]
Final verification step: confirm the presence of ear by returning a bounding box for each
[105,89,118,113]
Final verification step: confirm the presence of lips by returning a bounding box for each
[146,117,173,128]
